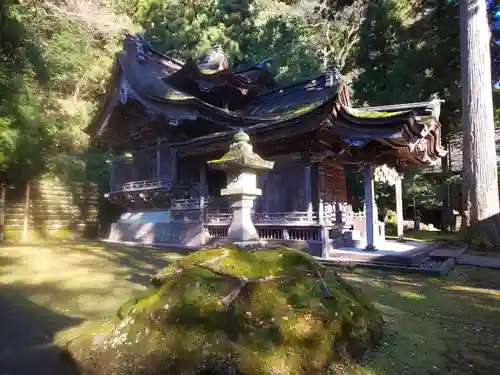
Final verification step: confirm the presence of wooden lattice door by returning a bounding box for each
[318,162,347,203]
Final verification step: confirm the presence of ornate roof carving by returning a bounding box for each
[92,35,447,169]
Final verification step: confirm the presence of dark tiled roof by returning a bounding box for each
[92,35,447,168]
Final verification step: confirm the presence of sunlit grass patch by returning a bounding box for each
[341,267,500,375]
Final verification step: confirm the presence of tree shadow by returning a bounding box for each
[0,239,180,374]
[72,240,177,284]
[0,283,83,375]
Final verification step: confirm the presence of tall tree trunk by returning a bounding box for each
[21,182,30,241]
[459,0,500,243]
[441,125,452,232]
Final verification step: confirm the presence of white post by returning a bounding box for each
[318,199,325,225]
[321,226,330,259]
[364,165,377,250]
[395,177,404,240]
[307,201,313,221]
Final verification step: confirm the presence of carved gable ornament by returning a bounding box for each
[374,164,402,186]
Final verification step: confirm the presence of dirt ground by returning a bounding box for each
[0,240,499,375]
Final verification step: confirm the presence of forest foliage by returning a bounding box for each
[0,0,499,211]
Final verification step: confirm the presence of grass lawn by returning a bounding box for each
[1,240,500,375]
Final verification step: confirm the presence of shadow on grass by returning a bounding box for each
[0,240,180,375]
[0,283,83,375]
[0,240,182,320]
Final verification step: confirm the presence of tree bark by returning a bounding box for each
[441,129,452,232]
[459,0,500,242]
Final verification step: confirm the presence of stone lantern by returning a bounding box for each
[207,129,274,244]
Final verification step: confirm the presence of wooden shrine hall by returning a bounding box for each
[94,35,447,255]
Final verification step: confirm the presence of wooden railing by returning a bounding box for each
[205,212,323,226]
[110,178,191,193]
[202,202,364,245]
[171,197,211,210]
[206,226,229,238]
[342,211,365,222]
[206,223,342,242]
[202,203,365,229]
[206,212,231,224]
[252,212,318,225]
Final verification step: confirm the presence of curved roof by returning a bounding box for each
[93,35,446,169]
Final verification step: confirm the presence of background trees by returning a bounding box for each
[1,0,499,237]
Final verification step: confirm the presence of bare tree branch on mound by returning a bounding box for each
[460,0,500,246]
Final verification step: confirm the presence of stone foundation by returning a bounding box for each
[108,211,207,248]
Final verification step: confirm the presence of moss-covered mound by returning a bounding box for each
[56,248,383,375]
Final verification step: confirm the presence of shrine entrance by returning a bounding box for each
[318,160,347,204]
[363,164,404,250]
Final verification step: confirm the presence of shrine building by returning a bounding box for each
[94,35,447,256]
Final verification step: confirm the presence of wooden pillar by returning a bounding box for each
[304,165,312,208]
[199,162,207,195]
[364,165,377,250]
[156,137,161,178]
[131,151,137,181]
[21,182,30,241]
[310,163,319,213]
[395,177,404,240]
[170,148,178,180]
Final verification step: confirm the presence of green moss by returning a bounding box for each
[58,247,383,375]
[166,89,194,101]
[345,107,411,119]
[199,69,219,75]
[207,151,235,165]
[284,101,322,117]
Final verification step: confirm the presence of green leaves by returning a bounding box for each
[0,1,119,186]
